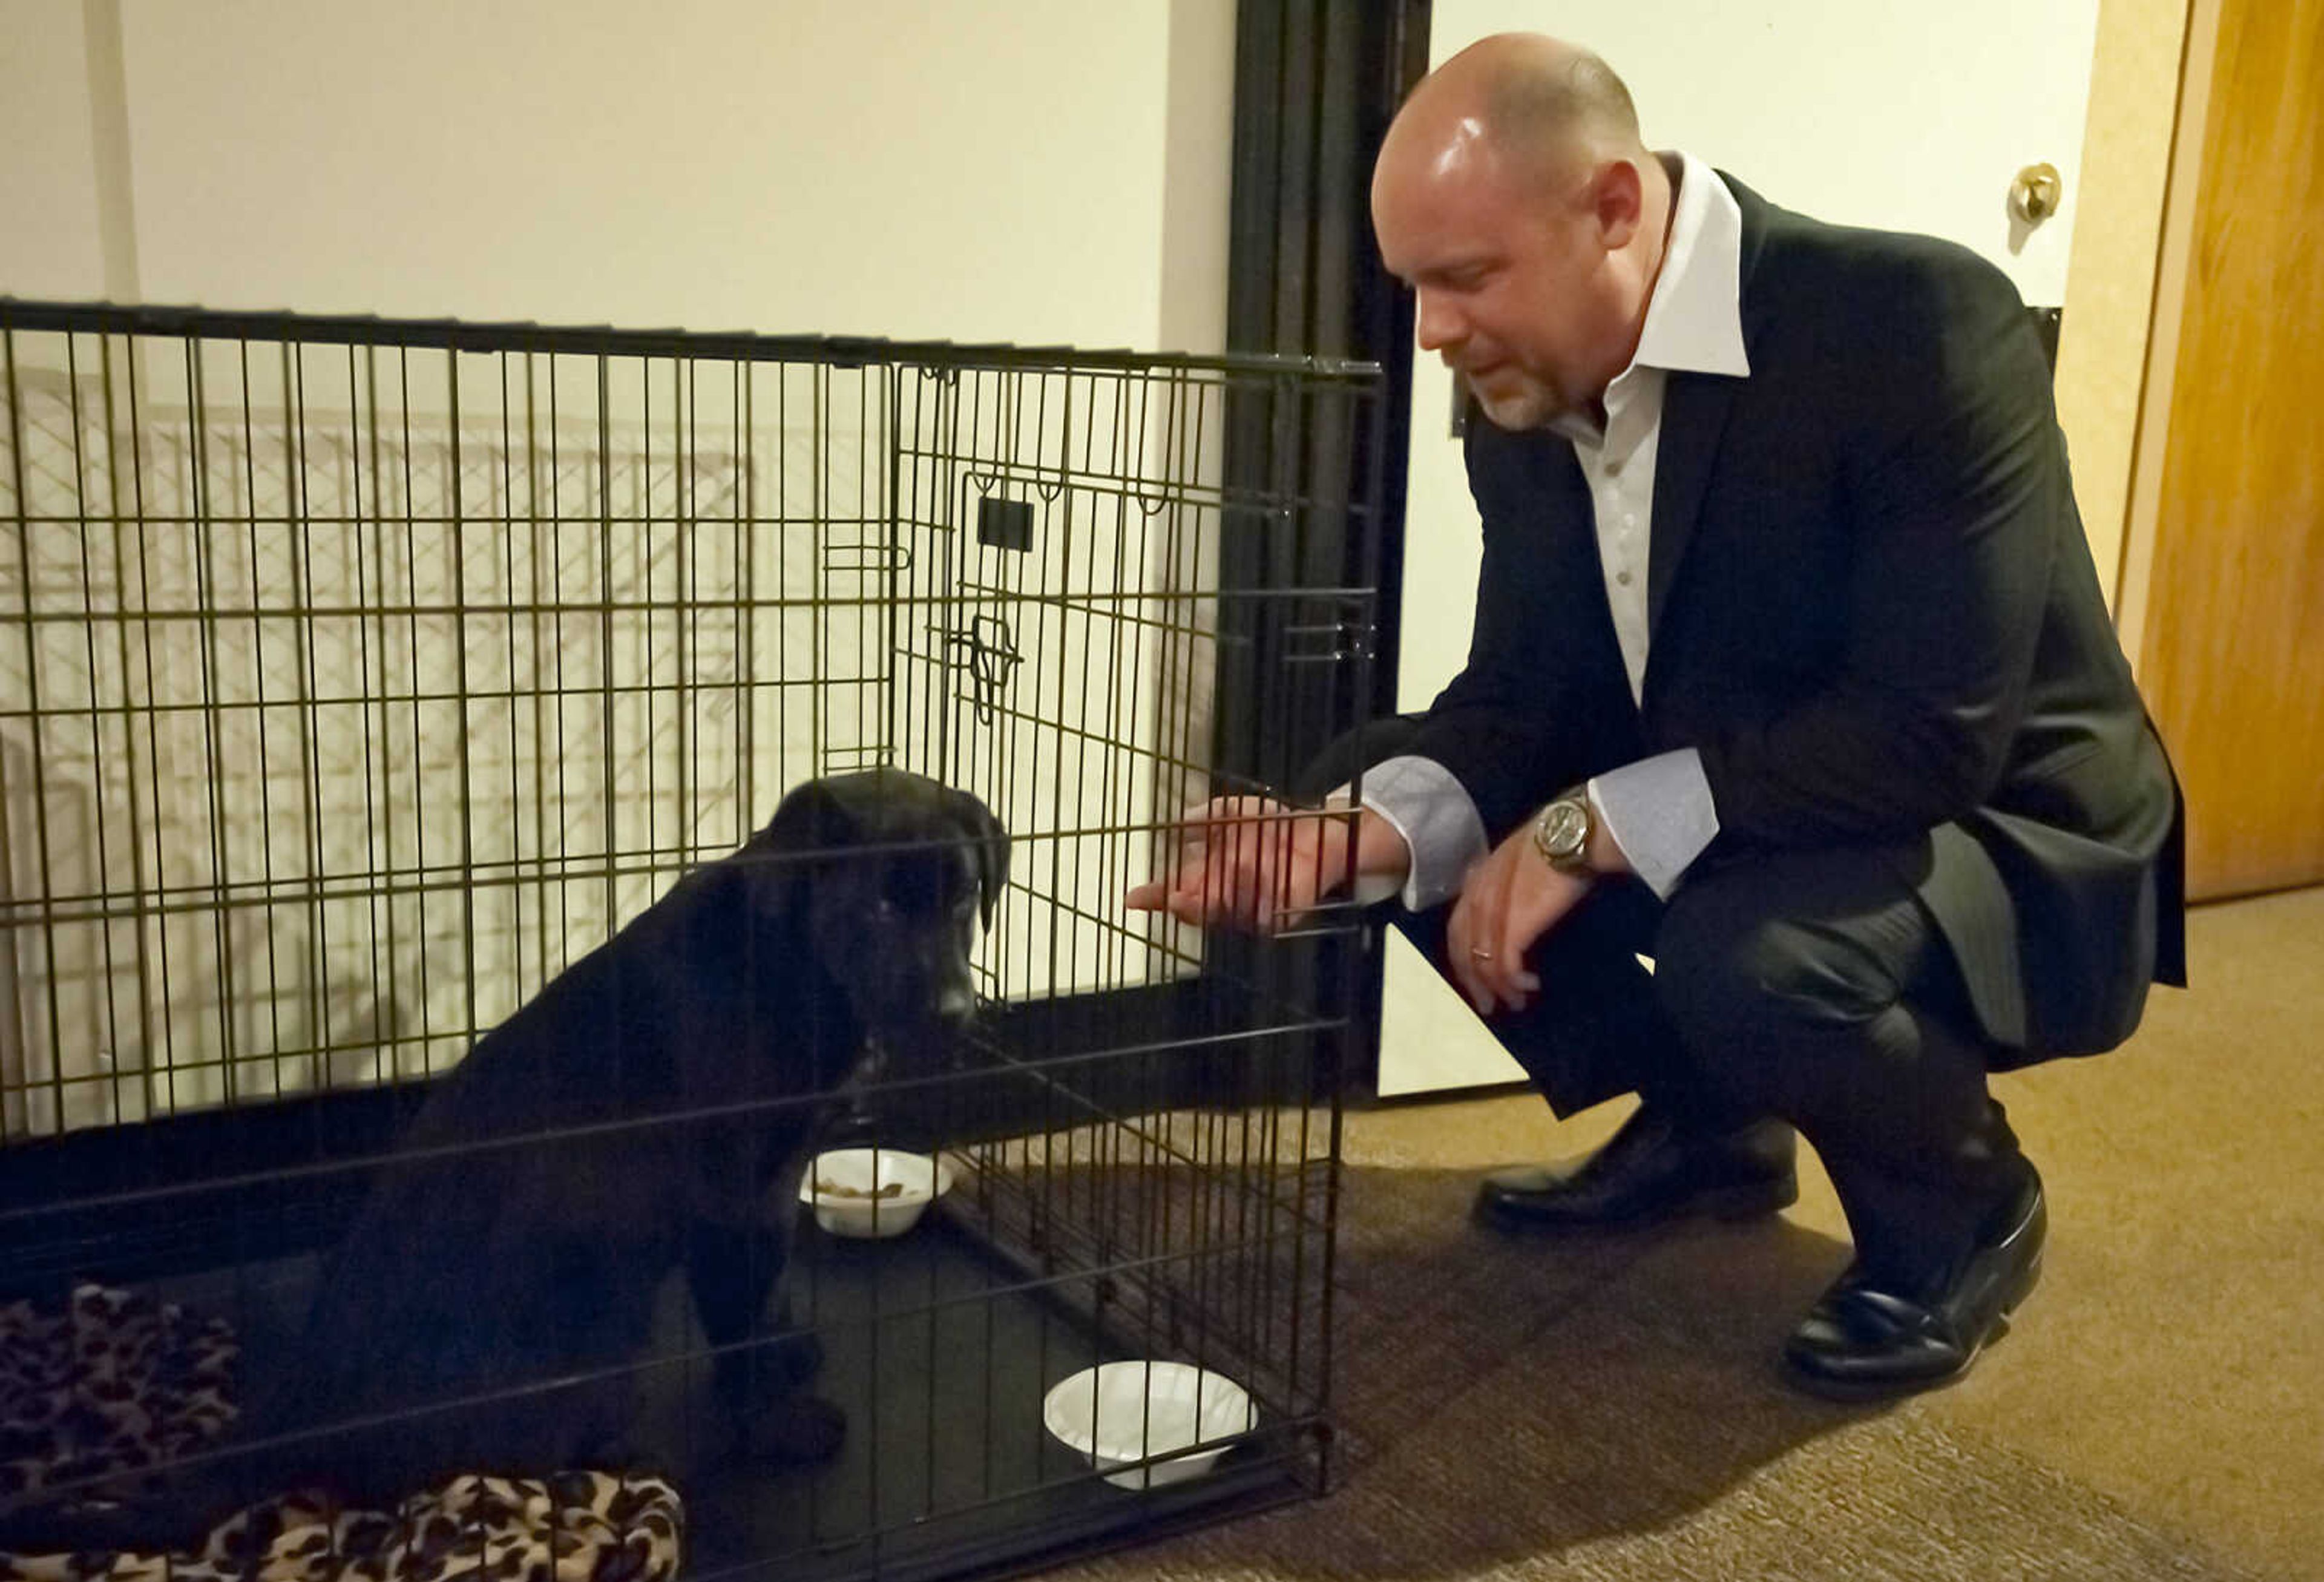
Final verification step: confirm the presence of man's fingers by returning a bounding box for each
[1220,815,1267,921]
[1129,797,1249,917]
[1487,854,1552,1013]
[1129,876,1200,922]
[1263,827,1332,932]
[1471,852,1520,1011]
[1493,868,1553,1011]
[1444,827,1591,1017]
[1187,815,1267,931]
[1488,871,1529,1009]
[1446,895,1495,1014]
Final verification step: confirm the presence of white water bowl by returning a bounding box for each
[797,1147,953,1238]
[1042,1361,1258,1490]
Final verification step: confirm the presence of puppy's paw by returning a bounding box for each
[746,1395,847,1464]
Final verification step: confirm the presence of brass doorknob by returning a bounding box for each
[2011,162,2064,223]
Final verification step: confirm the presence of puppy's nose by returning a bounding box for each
[937,982,976,1025]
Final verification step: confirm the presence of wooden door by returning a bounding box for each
[2133,0,2324,900]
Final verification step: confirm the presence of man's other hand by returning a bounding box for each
[1446,820,1595,1015]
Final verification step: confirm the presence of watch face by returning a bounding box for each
[1542,799,1588,856]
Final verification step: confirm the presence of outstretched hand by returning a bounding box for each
[1127,798,1407,934]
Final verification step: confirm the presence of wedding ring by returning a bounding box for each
[1469,947,1494,962]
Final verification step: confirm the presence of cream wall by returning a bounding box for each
[0,2,110,297]
[4,0,1235,355]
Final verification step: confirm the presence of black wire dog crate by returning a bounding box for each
[0,301,1387,1581]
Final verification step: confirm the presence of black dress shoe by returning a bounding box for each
[1781,1168,2046,1402]
[1475,1106,1798,1232]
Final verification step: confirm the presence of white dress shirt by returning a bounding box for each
[1360,150,1749,909]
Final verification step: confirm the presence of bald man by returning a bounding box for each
[1133,34,2183,1402]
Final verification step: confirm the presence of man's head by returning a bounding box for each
[1371,34,1670,431]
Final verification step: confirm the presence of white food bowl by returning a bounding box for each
[1042,1361,1258,1490]
[797,1147,953,1239]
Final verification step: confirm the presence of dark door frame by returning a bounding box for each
[1214,1,1432,1094]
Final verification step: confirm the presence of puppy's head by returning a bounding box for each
[751,770,1008,1060]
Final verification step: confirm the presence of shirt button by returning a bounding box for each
[1616,570,1634,586]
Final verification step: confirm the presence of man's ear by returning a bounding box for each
[749,779,859,918]
[1590,157,1645,250]
[958,792,1010,931]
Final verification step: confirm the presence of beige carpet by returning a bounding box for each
[1053,887,2323,1581]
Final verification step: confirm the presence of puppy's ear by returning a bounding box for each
[958,792,1010,930]
[749,779,860,917]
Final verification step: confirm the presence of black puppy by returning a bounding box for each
[94,769,1003,1533]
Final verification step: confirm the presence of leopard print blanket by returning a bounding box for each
[1,1284,238,1503]
[0,1287,682,1582]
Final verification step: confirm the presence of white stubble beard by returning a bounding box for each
[1466,367,1565,432]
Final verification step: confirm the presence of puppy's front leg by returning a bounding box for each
[686,1213,843,1463]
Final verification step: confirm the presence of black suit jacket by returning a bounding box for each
[1399,173,2185,1061]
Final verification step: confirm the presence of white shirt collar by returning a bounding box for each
[1630,150,1750,379]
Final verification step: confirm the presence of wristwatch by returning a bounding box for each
[1531,786,1596,876]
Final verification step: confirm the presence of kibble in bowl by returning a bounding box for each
[796,1147,953,1238]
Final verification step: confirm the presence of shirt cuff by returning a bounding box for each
[1587,748,1720,899]
[1339,754,1487,911]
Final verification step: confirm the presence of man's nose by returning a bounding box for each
[1414,290,1463,353]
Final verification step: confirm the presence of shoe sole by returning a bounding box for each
[1777,1249,2045,1405]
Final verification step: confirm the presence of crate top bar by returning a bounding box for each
[0,298,1385,384]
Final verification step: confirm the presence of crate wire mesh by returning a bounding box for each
[0,301,1386,1579]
